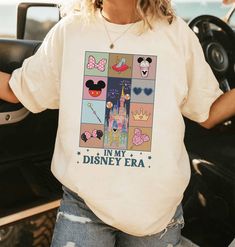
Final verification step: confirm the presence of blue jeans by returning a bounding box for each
[51,186,185,247]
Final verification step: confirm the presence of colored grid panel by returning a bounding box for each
[107,53,134,78]
[127,127,152,152]
[81,100,106,125]
[132,55,157,80]
[129,103,154,128]
[80,52,157,152]
[104,77,132,150]
[80,51,110,149]
[129,55,157,152]
[83,76,108,100]
[80,124,104,148]
[130,79,155,104]
[84,52,109,77]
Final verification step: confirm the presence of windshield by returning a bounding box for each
[172,0,232,21]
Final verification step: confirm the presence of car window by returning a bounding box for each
[0,0,59,39]
[0,3,17,38]
[24,6,59,40]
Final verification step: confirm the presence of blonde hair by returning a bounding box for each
[60,0,175,30]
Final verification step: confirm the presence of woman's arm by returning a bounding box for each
[0,71,19,103]
[200,89,235,129]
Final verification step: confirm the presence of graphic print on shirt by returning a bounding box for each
[136,57,153,78]
[80,52,157,152]
[112,57,129,73]
[108,53,133,78]
[104,77,131,150]
[83,76,107,100]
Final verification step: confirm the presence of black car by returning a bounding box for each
[0,1,234,247]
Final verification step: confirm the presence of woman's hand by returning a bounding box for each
[0,71,19,103]
[200,89,235,129]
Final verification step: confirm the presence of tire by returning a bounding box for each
[28,209,57,247]
[0,224,23,247]
[0,209,57,247]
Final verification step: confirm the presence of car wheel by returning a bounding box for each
[0,224,24,247]
[28,209,57,247]
[0,209,57,247]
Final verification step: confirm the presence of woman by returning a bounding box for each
[0,0,235,246]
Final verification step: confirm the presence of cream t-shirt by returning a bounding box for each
[9,12,223,236]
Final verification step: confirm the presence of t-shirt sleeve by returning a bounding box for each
[180,24,224,123]
[9,20,64,113]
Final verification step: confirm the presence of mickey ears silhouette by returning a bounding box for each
[85,80,106,90]
[137,57,152,64]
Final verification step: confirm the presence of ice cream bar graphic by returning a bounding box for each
[137,57,152,78]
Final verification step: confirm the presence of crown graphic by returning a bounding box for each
[132,108,150,121]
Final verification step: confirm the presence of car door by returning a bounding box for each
[0,3,62,247]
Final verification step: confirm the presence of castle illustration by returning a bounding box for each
[104,85,129,149]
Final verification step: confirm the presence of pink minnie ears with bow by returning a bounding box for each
[87,55,107,72]
[81,129,104,142]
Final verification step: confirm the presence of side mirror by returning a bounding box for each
[17,2,60,40]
